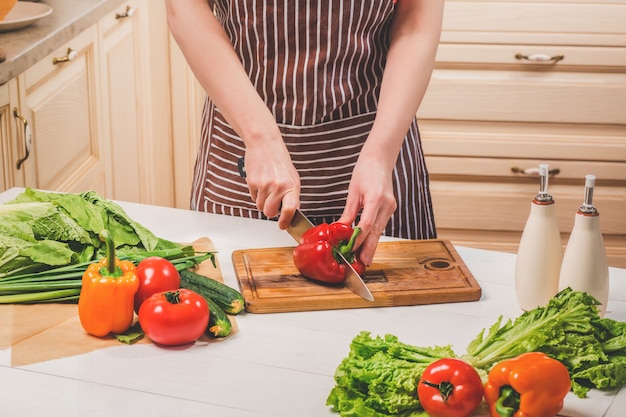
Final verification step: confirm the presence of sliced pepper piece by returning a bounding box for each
[293,222,365,284]
[483,352,571,417]
[78,230,139,337]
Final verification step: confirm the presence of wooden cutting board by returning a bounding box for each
[232,239,481,313]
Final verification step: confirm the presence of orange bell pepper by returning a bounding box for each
[483,352,571,417]
[78,230,139,337]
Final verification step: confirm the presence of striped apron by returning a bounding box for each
[191,0,437,240]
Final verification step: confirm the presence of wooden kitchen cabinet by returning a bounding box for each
[168,35,205,209]
[14,26,106,195]
[1,2,174,206]
[98,1,175,206]
[418,0,626,267]
[0,79,22,192]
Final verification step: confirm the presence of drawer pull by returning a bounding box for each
[52,48,77,65]
[511,166,560,176]
[515,53,564,63]
[116,5,136,19]
[13,108,33,170]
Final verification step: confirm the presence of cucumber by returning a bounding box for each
[204,296,232,337]
[179,269,245,315]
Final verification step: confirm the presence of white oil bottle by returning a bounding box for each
[515,164,563,310]
[558,175,609,317]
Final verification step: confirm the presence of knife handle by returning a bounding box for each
[237,157,246,178]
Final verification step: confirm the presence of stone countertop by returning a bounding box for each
[0,0,127,85]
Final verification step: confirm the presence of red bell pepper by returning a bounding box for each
[293,222,366,284]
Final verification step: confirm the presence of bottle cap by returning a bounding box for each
[580,174,598,214]
[536,163,554,202]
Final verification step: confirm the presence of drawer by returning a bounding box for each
[429,180,626,234]
[426,157,626,183]
[435,44,626,70]
[420,120,626,164]
[418,69,626,125]
[441,1,626,47]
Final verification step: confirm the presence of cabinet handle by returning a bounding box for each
[52,48,77,65]
[515,53,564,63]
[511,166,560,176]
[13,108,33,170]
[116,5,136,19]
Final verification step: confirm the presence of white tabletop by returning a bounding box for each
[0,188,624,417]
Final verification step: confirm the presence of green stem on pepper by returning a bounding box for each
[98,230,123,278]
[334,227,361,263]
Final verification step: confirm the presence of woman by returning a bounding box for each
[166,0,444,266]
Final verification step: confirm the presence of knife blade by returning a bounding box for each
[288,209,374,301]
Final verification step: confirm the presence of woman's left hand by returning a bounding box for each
[338,155,397,266]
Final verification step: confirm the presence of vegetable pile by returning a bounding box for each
[0,188,246,342]
[0,188,207,303]
[327,288,626,416]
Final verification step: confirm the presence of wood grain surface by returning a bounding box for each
[233,239,482,313]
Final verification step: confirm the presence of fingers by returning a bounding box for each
[277,190,299,230]
[243,153,300,221]
[353,198,396,266]
[358,231,382,267]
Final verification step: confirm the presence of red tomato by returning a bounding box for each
[138,289,209,346]
[417,358,484,417]
[134,256,181,313]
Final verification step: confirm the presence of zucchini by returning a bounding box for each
[179,269,245,315]
[204,296,232,337]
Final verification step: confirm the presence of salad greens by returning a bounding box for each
[0,188,212,303]
[0,188,187,277]
[327,332,454,417]
[327,288,626,416]
[463,287,626,397]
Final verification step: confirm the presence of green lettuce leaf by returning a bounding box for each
[463,288,625,398]
[326,332,454,416]
[0,188,186,277]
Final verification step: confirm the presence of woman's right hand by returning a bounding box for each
[244,137,301,229]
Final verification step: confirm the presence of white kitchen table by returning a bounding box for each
[0,187,624,417]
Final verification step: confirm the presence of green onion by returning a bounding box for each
[0,289,81,303]
[0,250,214,304]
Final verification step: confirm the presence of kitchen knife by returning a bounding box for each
[288,209,374,301]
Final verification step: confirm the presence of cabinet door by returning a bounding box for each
[0,80,25,192]
[168,33,206,209]
[17,27,106,194]
[99,1,174,206]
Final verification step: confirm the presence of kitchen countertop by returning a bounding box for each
[0,0,127,85]
[0,187,624,417]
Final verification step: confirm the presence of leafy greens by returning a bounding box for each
[327,332,454,417]
[327,288,626,416]
[0,188,189,277]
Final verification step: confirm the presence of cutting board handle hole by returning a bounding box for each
[424,260,452,270]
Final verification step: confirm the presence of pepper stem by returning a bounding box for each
[421,380,454,402]
[495,386,520,417]
[338,227,361,258]
[98,230,123,277]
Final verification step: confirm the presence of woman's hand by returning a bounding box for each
[243,136,301,230]
[338,155,397,266]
